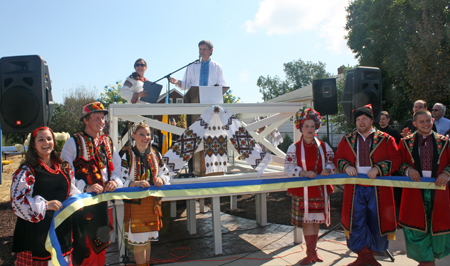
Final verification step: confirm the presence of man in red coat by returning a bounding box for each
[398,109,450,265]
[335,104,401,266]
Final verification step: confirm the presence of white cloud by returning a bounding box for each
[245,0,349,53]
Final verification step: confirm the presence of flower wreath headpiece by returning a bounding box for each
[132,120,150,134]
[294,108,322,132]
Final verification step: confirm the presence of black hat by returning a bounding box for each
[353,104,374,121]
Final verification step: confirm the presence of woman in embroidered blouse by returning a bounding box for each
[120,58,149,104]
[283,108,335,265]
[11,127,80,265]
[121,121,172,266]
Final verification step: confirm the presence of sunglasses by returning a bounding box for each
[135,63,146,67]
[432,109,440,111]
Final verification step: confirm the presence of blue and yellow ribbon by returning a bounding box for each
[45,173,443,266]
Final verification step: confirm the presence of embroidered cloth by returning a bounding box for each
[163,105,271,176]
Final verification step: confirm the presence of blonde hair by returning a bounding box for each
[132,121,150,134]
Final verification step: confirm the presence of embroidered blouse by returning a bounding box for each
[10,163,80,223]
[121,146,172,187]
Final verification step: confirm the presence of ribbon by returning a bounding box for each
[46,173,443,266]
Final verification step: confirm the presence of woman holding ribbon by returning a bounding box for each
[120,58,149,104]
[11,127,80,265]
[284,108,335,265]
[121,121,173,266]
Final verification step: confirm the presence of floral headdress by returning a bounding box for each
[132,120,150,134]
[294,108,322,132]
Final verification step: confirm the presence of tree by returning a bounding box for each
[257,59,331,101]
[50,86,97,136]
[345,0,450,123]
[405,1,450,102]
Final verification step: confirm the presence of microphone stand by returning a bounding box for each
[147,59,199,87]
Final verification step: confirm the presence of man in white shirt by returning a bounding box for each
[432,103,450,135]
[61,101,123,266]
[170,40,227,90]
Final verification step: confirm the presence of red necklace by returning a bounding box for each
[38,159,61,174]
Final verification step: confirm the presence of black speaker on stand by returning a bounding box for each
[312,78,338,115]
[0,55,54,133]
[341,67,382,123]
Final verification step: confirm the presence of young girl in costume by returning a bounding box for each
[121,121,173,266]
[284,108,335,265]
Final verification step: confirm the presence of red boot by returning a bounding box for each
[299,235,323,265]
[347,246,370,266]
[418,261,435,266]
[367,249,381,266]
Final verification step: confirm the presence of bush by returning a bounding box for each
[278,133,293,153]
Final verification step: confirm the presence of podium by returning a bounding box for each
[184,86,229,104]
[184,86,229,176]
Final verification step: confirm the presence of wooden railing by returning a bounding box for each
[107,102,303,256]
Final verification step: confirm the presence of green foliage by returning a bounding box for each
[223,90,241,103]
[1,133,26,147]
[257,59,331,101]
[345,0,450,122]
[98,81,127,108]
[278,133,293,153]
[50,86,97,136]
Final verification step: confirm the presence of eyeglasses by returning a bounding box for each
[135,63,146,67]
[432,109,440,111]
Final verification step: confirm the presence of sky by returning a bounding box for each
[0,0,358,104]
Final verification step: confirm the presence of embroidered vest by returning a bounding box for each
[72,132,114,186]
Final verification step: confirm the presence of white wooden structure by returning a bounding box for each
[108,102,303,257]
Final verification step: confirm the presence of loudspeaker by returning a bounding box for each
[0,55,54,133]
[340,67,382,123]
[312,78,338,115]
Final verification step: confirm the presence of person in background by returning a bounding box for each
[432,103,450,135]
[11,127,80,265]
[121,58,148,104]
[402,100,436,137]
[335,104,401,266]
[378,111,402,145]
[121,121,172,266]
[284,108,335,265]
[398,109,450,266]
[170,40,227,90]
[61,101,123,266]
[170,118,179,142]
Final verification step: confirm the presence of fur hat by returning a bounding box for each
[353,104,373,121]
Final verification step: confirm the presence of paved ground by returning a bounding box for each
[105,202,450,266]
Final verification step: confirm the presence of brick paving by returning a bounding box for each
[105,200,298,265]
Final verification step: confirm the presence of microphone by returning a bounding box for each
[196,54,201,63]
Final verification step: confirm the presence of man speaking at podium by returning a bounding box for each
[170,40,227,90]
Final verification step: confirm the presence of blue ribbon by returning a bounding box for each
[45,173,440,265]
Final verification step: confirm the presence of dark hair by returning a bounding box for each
[20,128,71,173]
[413,109,432,121]
[198,40,213,55]
[131,58,147,80]
[380,111,389,119]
